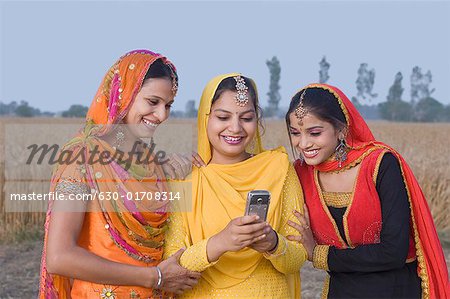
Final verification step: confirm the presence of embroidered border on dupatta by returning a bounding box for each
[342,162,364,248]
[373,145,431,298]
[321,275,330,299]
[314,170,348,248]
[372,150,388,184]
[398,162,430,298]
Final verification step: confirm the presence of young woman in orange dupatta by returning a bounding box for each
[285,84,449,298]
[39,50,200,299]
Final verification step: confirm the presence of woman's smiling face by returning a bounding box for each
[123,77,174,138]
[207,90,257,164]
[288,112,343,166]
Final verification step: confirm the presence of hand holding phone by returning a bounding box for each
[244,190,270,222]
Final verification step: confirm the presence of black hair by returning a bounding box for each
[285,87,348,157]
[143,58,178,84]
[211,76,264,134]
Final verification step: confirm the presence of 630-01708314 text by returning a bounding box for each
[9,191,181,201]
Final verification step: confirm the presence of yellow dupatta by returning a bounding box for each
[188,73,291,288]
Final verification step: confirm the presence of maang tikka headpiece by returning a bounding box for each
[294,89,309,121]
[233,75,249,107]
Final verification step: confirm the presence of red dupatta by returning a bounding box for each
[294,83,449,299]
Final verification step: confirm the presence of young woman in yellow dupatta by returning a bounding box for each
[164,73,308,298]
[39,50,200,299]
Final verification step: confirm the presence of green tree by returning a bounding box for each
[414,97,443,122]
[410,66,435,104]
[15,101,37,117]
[319,56,330,83]
[0,101,18,115]
[379,100,413,121]
[442,105,450,122]
[62,105,88,117]
[353,63,378,104]
[387,72,404,102]
[379,72,413,121]
[184,100,198,118]
[265,56,281,117]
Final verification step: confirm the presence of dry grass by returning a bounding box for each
[0,118,449,242]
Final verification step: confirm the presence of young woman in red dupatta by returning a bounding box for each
[39,50,200,299]
[285,84,449,298]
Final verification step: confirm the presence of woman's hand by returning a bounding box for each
[207,215,267,262]
[191,152,206,168]
[287,206,316,261]
[162,153,192,180]
[249,223,278,253]
[157,248,201,294]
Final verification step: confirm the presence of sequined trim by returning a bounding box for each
[100,286,116,299]
[372,150,388,185]
[54,177,90,195]
[342,162,363,248]
[321,275,330,299]
[296,84,350,127]
[313,245,329,271]
[322,191,352,208]
[327,146,378,173]
[396,156,430,299]
[314,170,348,248]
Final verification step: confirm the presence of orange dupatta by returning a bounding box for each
[39,50,177,298]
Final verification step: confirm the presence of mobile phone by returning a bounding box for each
[244,190,271,221]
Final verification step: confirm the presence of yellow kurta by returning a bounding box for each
[163,73,307,298]
[165,162,307,298]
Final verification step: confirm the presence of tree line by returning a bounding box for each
[0,101,88,118]
[263,56,450,122]
[2,57,449,122]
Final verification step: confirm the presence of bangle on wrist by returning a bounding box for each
[267,230,279,253]
[155,266,163,289]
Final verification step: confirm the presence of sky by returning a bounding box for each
[1,0,449,113]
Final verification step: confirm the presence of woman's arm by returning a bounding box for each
[47,176,199,293]
[46,199,158,288]
[262,164,308,274]
[165,179,267,272]
[164,207,267,272]
[292,153,412,273]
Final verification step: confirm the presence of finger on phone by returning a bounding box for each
[237,215,260,225]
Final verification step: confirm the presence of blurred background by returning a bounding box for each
[1,0,449,298]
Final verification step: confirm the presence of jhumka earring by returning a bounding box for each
[334,137,348,168]
[113,126,125,150]
[294,89,309,121]
[233,75,249,107]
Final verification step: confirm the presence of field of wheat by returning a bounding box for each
[1,118,449,241]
